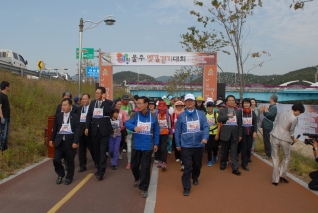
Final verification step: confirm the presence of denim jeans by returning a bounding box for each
[1,118,10,150]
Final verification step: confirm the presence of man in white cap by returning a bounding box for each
[175,94,210,196]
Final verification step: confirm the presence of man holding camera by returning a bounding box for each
[309,139,318,190]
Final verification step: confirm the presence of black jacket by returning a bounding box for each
[85,100,113,137]
[50,112,80,149]
[217,107,243,141]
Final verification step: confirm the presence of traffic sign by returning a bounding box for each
[37,60,44,70]
[86,66,99,77]
[76,48,94,59]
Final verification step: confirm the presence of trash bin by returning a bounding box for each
[47,116,55,158]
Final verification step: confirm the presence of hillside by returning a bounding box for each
[113,71,158,84]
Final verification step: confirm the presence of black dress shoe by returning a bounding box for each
[78,167,87,173]
[183,189,190,196]
[242,166,250,171]
[280,177,289,183]
[272,182,278,186]
[134,180,139,187]
[232,170,241,176]
[56,176,63,184]
[220,166,225,170]
[65,179,72,185]
[96,175,103,180]
[193,180,199,185]
[248,159,252,162]
[112,165,117,170]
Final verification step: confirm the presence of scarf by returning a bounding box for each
[243,108,251,114]
[185,108,196,116]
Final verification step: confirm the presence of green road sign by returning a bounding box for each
[76,48,94,59]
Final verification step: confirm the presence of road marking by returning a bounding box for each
[144,162,158,213]
[47,173,94,213]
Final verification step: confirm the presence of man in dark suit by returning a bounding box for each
[54,91,78,171]
[77,93,95,172]
[217,95,243,175]
[85,87,113,180]
[49,98,80,185]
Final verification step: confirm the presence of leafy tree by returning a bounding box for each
[290,0,314,10]
[186,0,271,100]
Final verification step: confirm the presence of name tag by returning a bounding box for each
[59,123,73,134]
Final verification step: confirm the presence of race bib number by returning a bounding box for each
[93,108,103,118]
[207,118,215,126]
[158,119,168,129]
[137,121,151,135]
[80,113,87,122]
[59,123,73,134]
[187,120,200,133]
[242,117,252,126]
[225,115,237,125]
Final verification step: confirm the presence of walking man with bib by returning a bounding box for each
[175,94,209,196]
[77,93,95,172]
[85,87,113,180]
[49,98,80,185]
[125,96,160,198]
[218,95,243,175]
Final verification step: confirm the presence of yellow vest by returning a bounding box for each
[206,112,218,135]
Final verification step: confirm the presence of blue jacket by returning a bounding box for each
[175,109,210,148]
[125,110,160,151]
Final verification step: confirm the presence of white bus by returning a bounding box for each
[0,49,28,68]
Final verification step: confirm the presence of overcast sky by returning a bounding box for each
[1,0,317,78]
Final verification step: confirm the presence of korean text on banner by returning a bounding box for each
[99,53,113,100]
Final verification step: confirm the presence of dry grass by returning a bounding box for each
[0,70,126,179]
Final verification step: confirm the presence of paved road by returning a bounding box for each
[0,153,146,213]
[1,150,318,213]
[155,152,318,213]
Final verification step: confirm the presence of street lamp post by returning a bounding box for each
[78,15,115,97]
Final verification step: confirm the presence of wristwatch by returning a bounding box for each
[313,147,318,151]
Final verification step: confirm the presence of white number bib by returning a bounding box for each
[80,113,87,122]
[59,123,73,134]
[93,108,103,118]
[225,115,237,125]
[158,119,168,129]
[207,118,215,126]
[137,121,151,135]
[187,120,200,133]
[242,117,252,126]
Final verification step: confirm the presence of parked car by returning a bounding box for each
[0,49,28,68]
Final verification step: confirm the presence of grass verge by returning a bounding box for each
[0,70,126,179]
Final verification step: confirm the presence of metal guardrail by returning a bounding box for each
[0,62,52,79]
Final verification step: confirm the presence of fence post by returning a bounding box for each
[21,68,23,77]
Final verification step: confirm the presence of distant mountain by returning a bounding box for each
[113,71,158,84]
[156,76,171,82]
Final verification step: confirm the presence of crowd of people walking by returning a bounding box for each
[47,87,317,197]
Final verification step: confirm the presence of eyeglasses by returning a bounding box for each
[136,102,145,106]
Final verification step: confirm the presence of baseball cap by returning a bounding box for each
[206,101,214,107]
[184,94,195,101]
[149,99,155,104]
[74,96,79,102]
[206,98,213,103]
[168,95,173,100]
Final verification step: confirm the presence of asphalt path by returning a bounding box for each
[155,152,318,213]
[0,152,146,213]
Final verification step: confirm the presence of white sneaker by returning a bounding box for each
[168,151,172,154]
[154,160,158,164]
[180,165,184,171]
[106,152,109,156]
[118,154,123,160]
[123,149,127,153]
[176,159,180,162]
[151,153,155,158]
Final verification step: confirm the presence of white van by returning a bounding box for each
[0,49,28,68]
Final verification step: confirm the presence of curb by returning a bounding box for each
[144,162,159,213]
[0,158,50,185]
[253,153,318,196]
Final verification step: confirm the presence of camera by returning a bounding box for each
[303,133,318,145]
